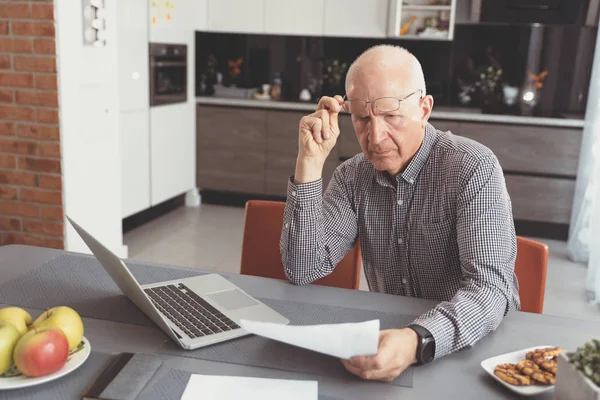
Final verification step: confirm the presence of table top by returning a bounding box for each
[1,244,599,399]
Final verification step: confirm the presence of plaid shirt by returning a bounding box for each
[280,123,520,359]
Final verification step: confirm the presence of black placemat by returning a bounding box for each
[0,351,112,400]
[158,298,416,387]
[0,254,204,327]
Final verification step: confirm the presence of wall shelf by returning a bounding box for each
[402,5,452,11]
[394,33,451,41]
[388,0,457,41]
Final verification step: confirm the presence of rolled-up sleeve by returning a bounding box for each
[280,165,359,285]
[411,155,519,358]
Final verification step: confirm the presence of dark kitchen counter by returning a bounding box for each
[196,96,585,128]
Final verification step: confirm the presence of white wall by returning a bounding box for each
[56,0,127,258]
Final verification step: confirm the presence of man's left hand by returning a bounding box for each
[341,328,419,382]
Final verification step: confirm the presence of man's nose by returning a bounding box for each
[369,117,387,145]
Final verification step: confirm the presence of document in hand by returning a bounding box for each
[239,319,380,359]
[181,374,318,400]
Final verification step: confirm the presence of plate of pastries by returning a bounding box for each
[480,345,562,396]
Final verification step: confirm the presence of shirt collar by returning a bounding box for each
[373,123,438,187]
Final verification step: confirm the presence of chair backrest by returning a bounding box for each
[240,200,362,290]
[515,236,549,314]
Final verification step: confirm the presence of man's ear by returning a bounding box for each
[420,95,434,128]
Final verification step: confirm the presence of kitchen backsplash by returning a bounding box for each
[196,23,597,119]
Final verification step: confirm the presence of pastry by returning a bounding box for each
[494,364,533,386]
[526,347,562,360]
[516,359,540,376]
[530,370,556,385]
[534,357,557,375]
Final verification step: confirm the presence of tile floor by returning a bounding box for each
[124,204,600,323]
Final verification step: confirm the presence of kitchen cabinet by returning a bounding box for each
[318,113,582,225]
[338,114,359,159]
[151,103,196,205]
[324,0,389,38]
[196,104,582,227]
[506,175,575,224]
[149,0,202,42]
[264,0,324,36]
[197,106,267,194]
[456,121,582,177]
[121,109,151,218]
[265,110,298,196]
[118,0,151,218]
[185,0,208,31]
[196,106,338,197]
[117,0,149,111]
[207,0,265,33]
[265,110,338,196]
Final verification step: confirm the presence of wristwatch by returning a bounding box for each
[407,324,436,365]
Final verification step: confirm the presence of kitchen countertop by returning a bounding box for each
[196,96,586,128]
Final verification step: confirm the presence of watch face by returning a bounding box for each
[422,339,435,363]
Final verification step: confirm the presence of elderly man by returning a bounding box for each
[280,45,520,381]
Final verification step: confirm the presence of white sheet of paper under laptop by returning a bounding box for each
[181,374,318,400]
[239,319,380,359]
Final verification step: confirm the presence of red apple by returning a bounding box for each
[13,327,69,377]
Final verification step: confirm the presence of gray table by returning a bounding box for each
[1,244,599,399]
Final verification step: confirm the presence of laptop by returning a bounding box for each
[66,216,290,350]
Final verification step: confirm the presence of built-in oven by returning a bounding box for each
[149,43,187,106]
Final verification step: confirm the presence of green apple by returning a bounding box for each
[0,307,32,336]
[30,306,84,351]
[0,321,20,375]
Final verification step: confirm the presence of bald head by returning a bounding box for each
[345,45,426,96]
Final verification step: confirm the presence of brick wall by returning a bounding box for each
[0,1,62,249]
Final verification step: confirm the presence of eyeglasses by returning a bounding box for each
[342,89,423,118]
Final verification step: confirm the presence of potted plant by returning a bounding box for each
[555,339,600,400]
[474,64,503,114]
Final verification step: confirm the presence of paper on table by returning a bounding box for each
[239,319,380,359]
[181,374,318,400]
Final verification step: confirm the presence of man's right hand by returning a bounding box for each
[294,95,344,184]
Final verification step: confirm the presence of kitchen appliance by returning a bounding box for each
[149,43,187,106]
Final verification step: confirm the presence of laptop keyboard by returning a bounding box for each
[144,283,240,339]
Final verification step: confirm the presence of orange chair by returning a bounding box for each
[240,200,362,290]
[515,236,549,314]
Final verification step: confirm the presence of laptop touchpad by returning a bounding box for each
[207,289,258,311]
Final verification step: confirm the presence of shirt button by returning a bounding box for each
[409,179,414,184]
[284,223,289,229]
[397,238,403,244]
[402,278,408,284]
[397,199,403,206]
[291,191,297,197]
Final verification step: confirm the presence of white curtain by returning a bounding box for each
[567,26,600,302]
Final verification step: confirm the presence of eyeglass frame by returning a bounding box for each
[342,89,425,117]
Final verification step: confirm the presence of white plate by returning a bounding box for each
[480,345,557,397]
[0,336,91,390]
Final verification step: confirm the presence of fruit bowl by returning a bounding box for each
[0,336,91,390]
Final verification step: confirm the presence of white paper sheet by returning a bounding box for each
[180,374,318,400]
[239,319,380,359]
